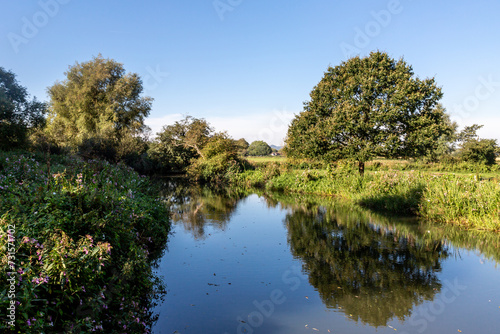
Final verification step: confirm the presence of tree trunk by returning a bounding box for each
[358,161,365,176]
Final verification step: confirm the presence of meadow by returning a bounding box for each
[230,157,500,231]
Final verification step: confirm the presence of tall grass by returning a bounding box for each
[230,164,500,231]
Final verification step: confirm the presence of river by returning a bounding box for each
[152,183,500,334]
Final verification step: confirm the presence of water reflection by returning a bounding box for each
[159,178,247,239]
[157,181,500,330]
[284,203,447,327]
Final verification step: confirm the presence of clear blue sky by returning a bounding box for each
[1,0,499,145]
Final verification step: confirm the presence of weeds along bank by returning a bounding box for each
[0,152,170,333]
[230,163,500,232]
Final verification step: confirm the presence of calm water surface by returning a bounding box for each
[153,184,500,334]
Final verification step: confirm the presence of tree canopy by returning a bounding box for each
[46,55,152,148]
[149,116,213,172]
[0,67,46,149]
[285,51,448,174]
[235,138,249,155]
[456,124,499,165]
[247,140,272,156]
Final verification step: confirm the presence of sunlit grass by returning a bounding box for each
[244,155,286,163]
[230,164,500,232]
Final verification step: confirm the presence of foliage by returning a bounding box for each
[187,132,246,183]
[228,166,500,231]
[0,67,47,150]
[458,138,498,165]
[285,51,448,174]
[453,124,499,165]
[45,55,152,151]
[425,107,458,161]
[234,138,249,156]
[456,124,484,142]
[0,152,170,333]
[246,140,272,156]
[149,116,213,172]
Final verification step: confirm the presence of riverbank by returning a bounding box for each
[0,151,170,333]
[230,163,500,232]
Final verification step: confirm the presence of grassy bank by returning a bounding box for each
[230,163,500,231]
[0,152,170,333]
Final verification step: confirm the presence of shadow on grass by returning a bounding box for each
[358,184,425,215]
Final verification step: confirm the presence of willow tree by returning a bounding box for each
[285,51,447,174]
[46,55,152,149]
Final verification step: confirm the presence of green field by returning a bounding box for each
[244,156,500,178]
[245,155,286,163]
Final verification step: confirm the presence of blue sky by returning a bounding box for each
[1,0,499,145]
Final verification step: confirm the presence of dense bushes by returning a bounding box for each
[187,133,248,184]
[0,152,170,333]
[458,138,498,165]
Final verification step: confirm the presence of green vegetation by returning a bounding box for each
[234,138,249,156]
[149,116,212,173]
[229,161,500,231]
[245,155,285,163]
[151,116,247,182]
[285,51,450,174]
[246,140,272,156]
[187,131,247,184]
[1,50,500,331]
[45,54,152,155]
[0,67,47,150]
[0,152,170,332]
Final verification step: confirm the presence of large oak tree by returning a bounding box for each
[285,51,448,174]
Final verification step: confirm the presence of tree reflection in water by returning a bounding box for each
[158,182,500,327]
[159,178,246,239]
[282,200,449,327]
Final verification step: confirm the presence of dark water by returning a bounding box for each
[152,184,500,334]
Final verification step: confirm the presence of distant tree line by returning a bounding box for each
[2,52,498,181]
[1,55,281,183]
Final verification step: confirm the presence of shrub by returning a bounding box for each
[0,153,170,333]
[458,138,498,165]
